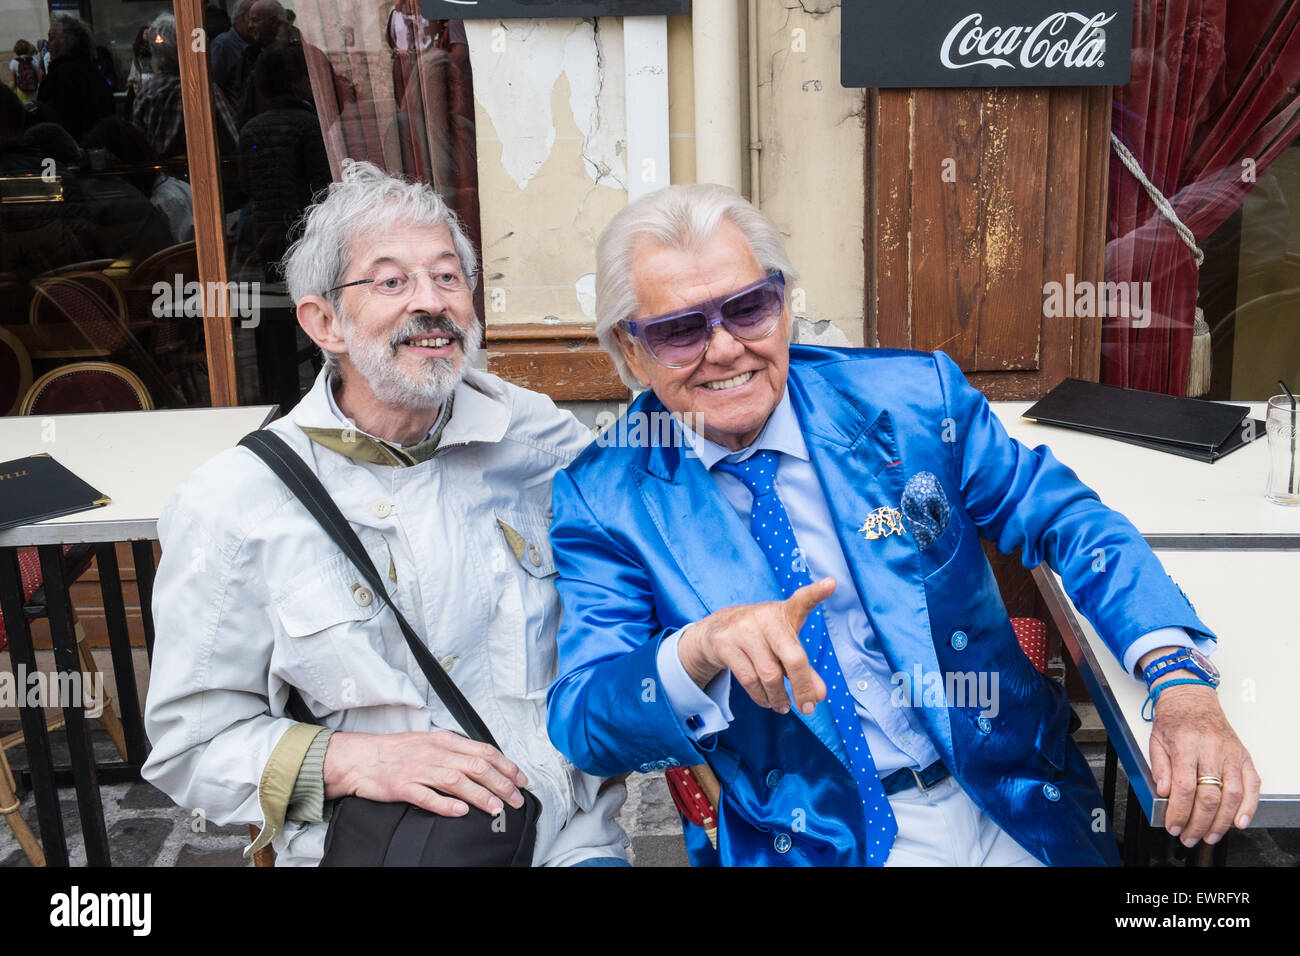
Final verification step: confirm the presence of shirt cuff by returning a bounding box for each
[286,728,335,824]
[248,723,330,855]
[1123,627,1216,679]
[656,626,733,740]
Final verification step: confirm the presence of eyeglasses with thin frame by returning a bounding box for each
[326,263,475,299]
[619,271,786,368]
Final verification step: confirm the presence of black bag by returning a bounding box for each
[240,429,542,867]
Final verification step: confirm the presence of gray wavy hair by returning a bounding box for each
[145,13,179,75]
[282,161,478,373]
[595,183,798,390]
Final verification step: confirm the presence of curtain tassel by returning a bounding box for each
[1187,305,1212,397]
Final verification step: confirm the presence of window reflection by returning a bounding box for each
[0,2,480,418]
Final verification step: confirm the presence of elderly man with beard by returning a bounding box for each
[142,162,628,866]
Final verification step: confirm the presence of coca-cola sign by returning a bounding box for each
[843,2,1133,88]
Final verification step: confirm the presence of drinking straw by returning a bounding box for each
[1280,380,1297,495]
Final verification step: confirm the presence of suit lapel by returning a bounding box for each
[788,364,954,755]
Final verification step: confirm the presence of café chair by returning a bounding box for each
[123,243,207,402]
[28,272,132,360]
[1,543,135,866]
[19,362,153,415]
[0,326,33,415]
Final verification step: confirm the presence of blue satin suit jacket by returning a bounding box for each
[546,347,1213,866]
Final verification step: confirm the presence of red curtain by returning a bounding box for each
[1106,0,1300,394]
[295,1,482,260]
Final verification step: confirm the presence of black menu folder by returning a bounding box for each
[1022,378,1263,463]
[0,454,111,531]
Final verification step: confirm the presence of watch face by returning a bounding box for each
[1189,649,1221,682]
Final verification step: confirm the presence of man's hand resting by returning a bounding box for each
[678,577,834,716]
[1148,681,1260,848]
[322,730,529,817]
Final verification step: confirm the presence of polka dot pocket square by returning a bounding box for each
[900,471,951,551]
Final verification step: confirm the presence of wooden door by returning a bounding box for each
[866,86,1111,399]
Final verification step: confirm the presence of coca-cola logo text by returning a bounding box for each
[941,11,1114,71]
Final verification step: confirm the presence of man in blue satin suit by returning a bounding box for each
[545,184,1259,866]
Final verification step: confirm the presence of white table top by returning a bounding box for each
[995,401,1300,539]
[0,405,276,546]
[1038,548,1299,827]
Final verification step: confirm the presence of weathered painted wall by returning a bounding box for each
[466,5,865,346]
[755,0,865,348]
[467,17,628,328]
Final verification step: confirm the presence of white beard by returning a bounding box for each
[342,314,483,410]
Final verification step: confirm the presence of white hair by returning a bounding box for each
[282,161,478,373]
[595,183,798,390]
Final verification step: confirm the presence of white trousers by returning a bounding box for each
[882,774,1046,867]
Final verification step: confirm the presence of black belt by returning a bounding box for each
[880,760,949,796]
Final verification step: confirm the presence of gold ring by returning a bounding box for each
[1197,775,1224,788]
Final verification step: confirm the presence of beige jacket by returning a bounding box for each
[142,367,627,865]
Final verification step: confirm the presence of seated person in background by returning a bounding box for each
[545,183,1259,867]
[133,13,239,159]
[142,162,628,866]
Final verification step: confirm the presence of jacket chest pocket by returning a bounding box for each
[491,511,559,699]
[273,533,406,712]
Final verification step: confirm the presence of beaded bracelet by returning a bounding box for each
[1141,677,1217,722]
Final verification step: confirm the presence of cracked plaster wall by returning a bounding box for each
[467,18,628,326]
[466,5,865,345]
[758,1,865,348]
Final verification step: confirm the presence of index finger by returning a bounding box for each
[764,623,826,715]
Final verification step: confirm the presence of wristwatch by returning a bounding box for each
[1142,648,1220,688]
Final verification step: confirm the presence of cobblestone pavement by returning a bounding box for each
[1,735,1294,867]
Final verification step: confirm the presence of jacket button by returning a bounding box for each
[372,500,392,518]
[1042,783,1061,802]
[977,716,992,734]
[950,630,968,651]
[351,584,373,607]
[773,833,793,854]
[765,769,783,789]
[440,655,458,672]
[528,546,542,567]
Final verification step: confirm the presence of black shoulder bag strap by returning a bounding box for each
[238,428,500,749]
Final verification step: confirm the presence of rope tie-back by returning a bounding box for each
[1111,132,1205,267]
[1110,132,1211,396]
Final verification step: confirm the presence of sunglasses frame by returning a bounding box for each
[619,271,787,368]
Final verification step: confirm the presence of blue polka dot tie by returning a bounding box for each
[715,450,897,864]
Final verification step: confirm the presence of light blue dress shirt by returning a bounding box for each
[654,387,1204,775]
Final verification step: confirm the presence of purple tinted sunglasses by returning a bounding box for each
[620,271,786,368]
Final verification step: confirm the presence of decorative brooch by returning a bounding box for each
[857,506,907,540]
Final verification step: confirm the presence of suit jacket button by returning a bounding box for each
[950,630,968,650]
[977,716,992,734]
[765,769,783,789]
[773,833,793,854]
[1042,783,1061,802]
